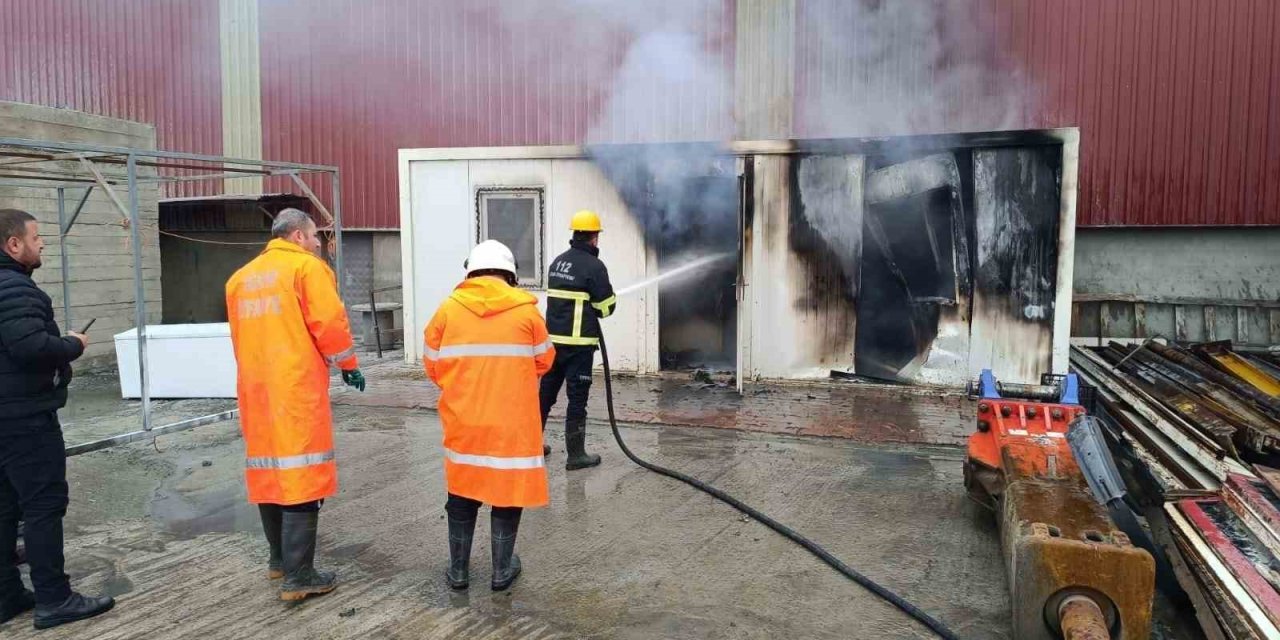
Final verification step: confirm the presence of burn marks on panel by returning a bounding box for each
[969,146,1063,382]
[785,145,1061,385]
[588,146,739,370]
[588,138,1066,385]
[856,153,973,381]
[786,156,861,365]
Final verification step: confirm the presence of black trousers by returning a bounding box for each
[0,425,71,606]
[538,345,595,428]
[273,500,322,513]
[445,494,521,524]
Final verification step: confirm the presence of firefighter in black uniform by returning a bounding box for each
[540,210,616,470]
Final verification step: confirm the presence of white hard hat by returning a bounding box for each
[464,239,518,277]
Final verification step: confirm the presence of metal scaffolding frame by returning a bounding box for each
[0,136,342,455]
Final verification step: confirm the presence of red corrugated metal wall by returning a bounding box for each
[795,0,1280,226]
[258,0,734,229]
[2,1,1275,227]
[0,0,223,198]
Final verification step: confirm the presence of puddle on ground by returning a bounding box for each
[149,451,257,540]
[101,571,135,597]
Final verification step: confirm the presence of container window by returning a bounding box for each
[476,188,544,288]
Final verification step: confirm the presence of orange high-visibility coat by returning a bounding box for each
[226,239,358,506]
[424,276,554,508]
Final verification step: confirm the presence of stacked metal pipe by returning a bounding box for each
[1070,341,1280,639]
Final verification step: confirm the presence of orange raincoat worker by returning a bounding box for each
[423,239,553,592]
[226,208,365,602]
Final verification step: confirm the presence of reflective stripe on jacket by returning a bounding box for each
[226,239,357,505]
[545,241,615,346]
[424,276,555,508]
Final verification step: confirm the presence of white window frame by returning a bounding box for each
[475,187,545,289]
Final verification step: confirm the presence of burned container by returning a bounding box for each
[398,129,1079,388]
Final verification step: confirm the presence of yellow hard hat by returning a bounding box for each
[570,209,603,232]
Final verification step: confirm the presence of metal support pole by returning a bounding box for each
[126,155,151,432]
[65,410,239,457]
[370,290,383,358]
[56,188,71,328]
[64,186,93,235]
[77,156,130,217]
[287,173,335,226]
[332,172,344,300]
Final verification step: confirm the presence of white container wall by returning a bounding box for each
[114,323,238,399]
[399,148,655,374]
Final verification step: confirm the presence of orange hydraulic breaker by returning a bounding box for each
[964,371,1155,640]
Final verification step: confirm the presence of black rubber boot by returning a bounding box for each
[279,511,337,601]
[258,505,284,580]
[445,512,475,590]
[565,420,601,470]
[490,511,522,592]
[32,592,114,630]
[1,589,34,624]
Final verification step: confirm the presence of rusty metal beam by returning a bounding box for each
[1151,342,1280,417]
[1099,345,1240,456]
[287,173,335,226]
[1197,344,1280,397]
[1118,345,1280,453]
[1222,474,1280,560]
[1177,500,1280,632]
[1144,506,1229,640]
[1072,347,1243,481]
[77,156,131,220]
[1167,509,1262,639]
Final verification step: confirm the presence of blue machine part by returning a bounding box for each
[1060,373,1080,406]
[978,369,1000,399]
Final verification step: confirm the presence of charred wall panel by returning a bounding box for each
[858,153,972,383]
[587,146,739,370]
[747,154,859,379]
[968,147,1062,383]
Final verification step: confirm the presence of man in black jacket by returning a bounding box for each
[0,209,114,629]
[539,210,616,470]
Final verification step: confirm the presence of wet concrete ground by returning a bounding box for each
[57,372,237,447]
[9,400,1016,638]
[336,354,976,447]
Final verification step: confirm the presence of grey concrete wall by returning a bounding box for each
[1074,227,1280,300]
[1072,227,1280,345]
[0,102,161,366]
[342,231,402,346]
[371,231,402,304]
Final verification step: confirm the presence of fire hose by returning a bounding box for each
[596,333,962,640]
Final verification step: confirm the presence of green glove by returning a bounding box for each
[341,368,366,392]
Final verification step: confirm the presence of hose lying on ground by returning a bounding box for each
[597,334,963,640]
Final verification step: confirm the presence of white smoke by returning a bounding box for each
[486,0,732,143]
[796,0,1030,138]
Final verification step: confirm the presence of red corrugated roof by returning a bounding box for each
[0,0,223,199]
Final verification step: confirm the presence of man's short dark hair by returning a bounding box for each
[468,268,516,285]
[271,208,314,239]
[0,209,36,243]
[572,230,599,243]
